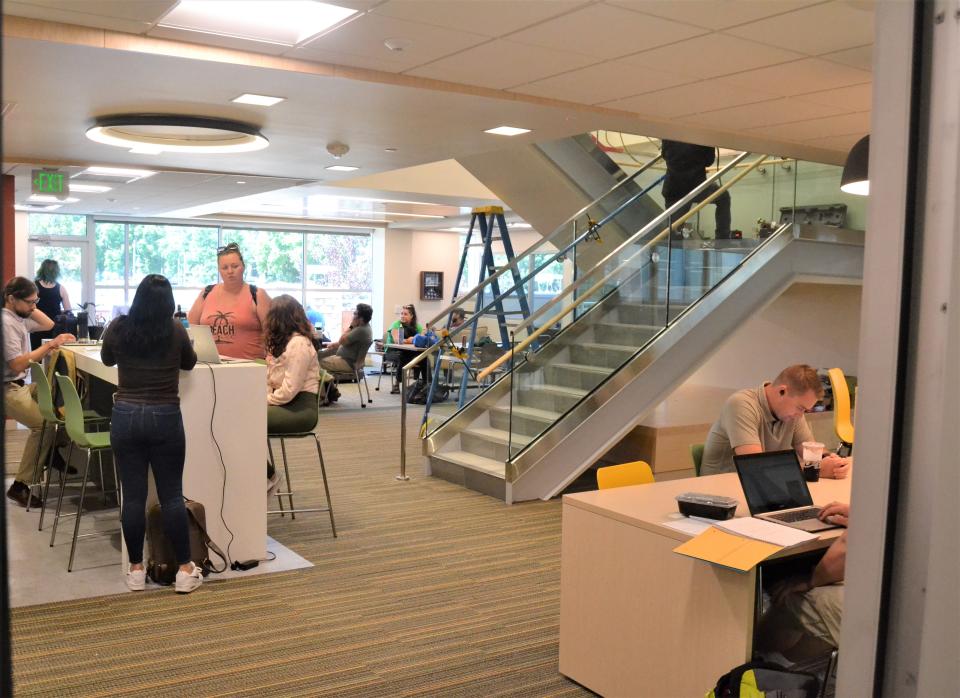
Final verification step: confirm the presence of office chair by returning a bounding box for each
[827,368,854,456]
[52,374,119,572]
[596,460,654,489]
[690,443,704,477]
[267,389,337,537]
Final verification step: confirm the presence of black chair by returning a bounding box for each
[323,344,373,409]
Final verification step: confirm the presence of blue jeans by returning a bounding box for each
[110,401,191,565]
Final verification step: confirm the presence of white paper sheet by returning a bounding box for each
[713,516,817,547]
[663,513,713,536]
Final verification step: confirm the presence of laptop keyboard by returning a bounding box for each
[768,508,822,523]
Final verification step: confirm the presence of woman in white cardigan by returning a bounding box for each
[264,295,320,488]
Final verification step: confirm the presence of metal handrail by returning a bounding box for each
[400,167,666,375]
[478,153,768,380]
[420,154,665,330]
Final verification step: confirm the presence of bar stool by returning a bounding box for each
[27,362,109,527]
[51,373,119,572]
[267,391,336,537]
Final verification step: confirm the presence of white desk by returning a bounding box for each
[559,473,851,697]
[66,345,268,564]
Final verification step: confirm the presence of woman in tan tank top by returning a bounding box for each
[187,242,271,359]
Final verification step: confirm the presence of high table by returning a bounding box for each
[65,345,268,564]
[559,472,851,697]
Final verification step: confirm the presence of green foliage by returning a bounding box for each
[28,214,85,237]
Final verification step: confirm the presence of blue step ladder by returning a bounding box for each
[422,206,531,423]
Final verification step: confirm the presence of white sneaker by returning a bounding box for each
[267,471,282,495]
[126,567,146,591]
[175,562,203,594]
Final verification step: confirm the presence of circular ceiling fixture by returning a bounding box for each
[85,114,269,154]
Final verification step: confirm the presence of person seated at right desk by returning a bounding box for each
[700,364,851,479]
[265,296,321,490]
[384,303,425,395]
[761,502,848,655]
[318,302,373,374]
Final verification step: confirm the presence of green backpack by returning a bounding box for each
[708,661,819,698]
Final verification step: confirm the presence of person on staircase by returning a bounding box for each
[661,139,732,241]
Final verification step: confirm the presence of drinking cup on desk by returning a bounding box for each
[803,463,821,482]
[801,441,824,482]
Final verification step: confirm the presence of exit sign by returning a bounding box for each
[31,169,69,199]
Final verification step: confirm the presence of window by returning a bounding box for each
[28,213,86,237]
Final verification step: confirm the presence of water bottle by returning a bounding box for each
[174,304,189,328]
[77,311,89,342]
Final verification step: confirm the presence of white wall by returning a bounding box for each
[15,211,29,276]
[685,281,863,390]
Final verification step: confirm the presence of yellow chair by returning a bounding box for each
[596,460,654,490]
[690,443,704,477]
[827,368,854,456]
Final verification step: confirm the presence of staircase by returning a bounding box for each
[409,151,864,502]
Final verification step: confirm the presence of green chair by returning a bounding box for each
[690,443,704,477]
[267,389,337,537]
[28,362,108,526]
[51,373,117,572]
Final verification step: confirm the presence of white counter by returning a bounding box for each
[67,345,268,564]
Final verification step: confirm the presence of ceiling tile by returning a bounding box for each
[511,60,697,105]
[708,58,872,98]
[683,96,851,131]
[604,0,823,31]
[286,45,409,72]
[801,132,868,152]
[507,3,707,60]
[295,11,489,72]
[821,44,873,71]
[797,82,872,112]
[7,0,176,23]
[603,80,775,118]
[372,0,590,37]
[747,111,870,141]
[3,1,158,33]
[618,31,805,79]
[405,39,599,90]
[724,1,875,56]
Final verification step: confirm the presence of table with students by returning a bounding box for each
[558,471,851,697]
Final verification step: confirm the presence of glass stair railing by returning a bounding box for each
[406,150,801,487]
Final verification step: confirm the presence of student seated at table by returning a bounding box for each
[384,303,426,395]
[700,364,851,479]
[448,308,466,332]
[318,303,373,374]
[265,296,320,491]
[757,501,848,657]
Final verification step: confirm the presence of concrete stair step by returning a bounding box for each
[568,342,637,370]
[543,362,612,391]
[516,383,588,412]
[590,321,661,347]
[460,426,532,461]
[429,450,507,499]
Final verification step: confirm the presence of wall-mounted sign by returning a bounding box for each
[31,169,69,199]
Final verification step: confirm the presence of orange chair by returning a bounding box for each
[596,460,654,490]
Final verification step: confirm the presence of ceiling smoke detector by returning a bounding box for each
[383,37,412,52]
[326,141,350,159]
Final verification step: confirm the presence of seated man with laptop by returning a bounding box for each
[701,364,851,479]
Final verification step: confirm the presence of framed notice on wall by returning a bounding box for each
[420,271,443,301]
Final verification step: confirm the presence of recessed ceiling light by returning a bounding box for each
[68,183,113,193]
[326,165,359,172]
[512,222,533,229]
[384,147,398,153]
[236,180,247,184]
[159,1,358,46]
[15,203,61,211]
[484,126,531,137]
[86,115,269,154]
[232,93,286,107]
[79,166,157,179]
[28,195,79,204]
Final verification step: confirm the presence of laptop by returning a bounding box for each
[186,325,222,364]
[733,450,841,532]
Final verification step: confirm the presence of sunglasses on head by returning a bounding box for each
[217,242,242,256]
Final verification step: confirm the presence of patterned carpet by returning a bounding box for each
[8,409,591,697]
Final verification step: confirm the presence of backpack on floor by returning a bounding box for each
[146,499,227,585]
[707,660,819,698]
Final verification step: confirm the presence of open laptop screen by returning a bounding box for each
[734,450,813,516]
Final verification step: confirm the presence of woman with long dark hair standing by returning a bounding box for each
[100,274,202,593]
[31,259,72,350]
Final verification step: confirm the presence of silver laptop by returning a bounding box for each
[186,325,221,364]
[733,450,841,532]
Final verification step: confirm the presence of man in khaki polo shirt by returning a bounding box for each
[700,364,851,478]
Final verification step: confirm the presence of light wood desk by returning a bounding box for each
[559,473,851,697]
[66,345,268,564]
